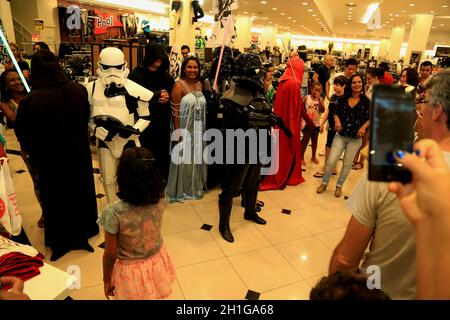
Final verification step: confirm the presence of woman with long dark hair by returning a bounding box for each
[316,74,370,197]
[128,43,174,180]
[166,56,207,202]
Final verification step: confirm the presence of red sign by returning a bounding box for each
[94,13,123,35]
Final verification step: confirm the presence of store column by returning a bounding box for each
[378,39,390,59]
[170,0,195,50]
[0,0,16,42]
[404,14,433,66]
[235,15,251,52]
[387,26,405,62]
[260,26,278,49]
[36,0,61,52]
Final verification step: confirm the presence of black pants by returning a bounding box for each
[219,163,262,220]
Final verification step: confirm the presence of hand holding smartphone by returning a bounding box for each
[369,85,416,183]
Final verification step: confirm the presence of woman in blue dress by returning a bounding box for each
[167,56,207,202]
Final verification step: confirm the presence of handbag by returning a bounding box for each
[0,157,22,236]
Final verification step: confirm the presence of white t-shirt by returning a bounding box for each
[346,151,450,300]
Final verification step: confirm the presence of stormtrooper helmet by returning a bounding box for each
[97,47,129,88]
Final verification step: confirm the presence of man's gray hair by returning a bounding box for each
[424,69,450,129]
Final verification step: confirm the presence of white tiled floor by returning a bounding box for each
[6,129,366,300]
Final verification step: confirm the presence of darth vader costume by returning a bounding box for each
[203,46,234,188]
[217,53,290,243]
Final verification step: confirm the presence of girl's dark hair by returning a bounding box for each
[401,67,419,87]
[344,74,367,101]
[117,147,166,206]
[310,81,323,90]
[180,56,201,80]
[367,67,384,79]
[0,69,23,102]
[33,41,50,51]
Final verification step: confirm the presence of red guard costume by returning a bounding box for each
[260,56,315,190]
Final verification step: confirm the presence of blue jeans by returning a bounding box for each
[322,133,362,187]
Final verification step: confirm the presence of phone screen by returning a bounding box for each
[369,85,416,182]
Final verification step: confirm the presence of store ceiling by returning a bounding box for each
[184,0,450,44]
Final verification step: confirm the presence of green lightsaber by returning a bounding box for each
[0,27,31,93]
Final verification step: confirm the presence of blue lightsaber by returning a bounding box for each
[0,27,31,93]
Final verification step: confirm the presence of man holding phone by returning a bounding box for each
[328,70,450,299]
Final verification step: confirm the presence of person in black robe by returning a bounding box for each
[14,50,99,261]
[128,43,175,180]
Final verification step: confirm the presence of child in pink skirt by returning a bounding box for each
[98,147,176,300]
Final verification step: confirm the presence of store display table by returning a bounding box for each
[24,263,77,300]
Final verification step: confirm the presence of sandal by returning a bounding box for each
[311,158,320,165]
[313,171,324,178]
[352,163,364,170]
[256,200,265,207]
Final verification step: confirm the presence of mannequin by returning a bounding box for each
[192,0,205,23]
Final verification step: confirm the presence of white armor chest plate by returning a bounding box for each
[91,83,135,126]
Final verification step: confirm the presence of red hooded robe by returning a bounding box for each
[260,56,315,191]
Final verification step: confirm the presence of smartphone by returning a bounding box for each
[368,84,416,183]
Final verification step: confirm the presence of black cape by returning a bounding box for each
[15,50,99,252]
[128,54,174,180]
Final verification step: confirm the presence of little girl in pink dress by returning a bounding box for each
[98,147,176,300]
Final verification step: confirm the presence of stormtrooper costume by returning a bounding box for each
[218,53,282,243]
[87,47,153,202]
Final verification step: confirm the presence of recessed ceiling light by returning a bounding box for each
[443,4,448,8]
[430,11,435,13]
[401,10,406,13]
[344,22,348,24]
[346,2,357,7]
[432,26,436,29]
[312,14,317,16]
[441,24,445,27]
[406,22,410,25]
[395,14,399,17]
[390,18,394,20]
[389,13,393,16]
[281,13,285,15]
[272,7,277,10]
[243,11,248,14]
[307,9,313,12]
[288,17,292,19]
[260,1,267,4]
[301,2,308,5]
[409,3,415,6]
[293,20,297,22]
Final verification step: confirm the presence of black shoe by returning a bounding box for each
[219,226,234,243]
[244,213,267,225]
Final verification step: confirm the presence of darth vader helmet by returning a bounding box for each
[233,53,265,92]
[209,46,234,81]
